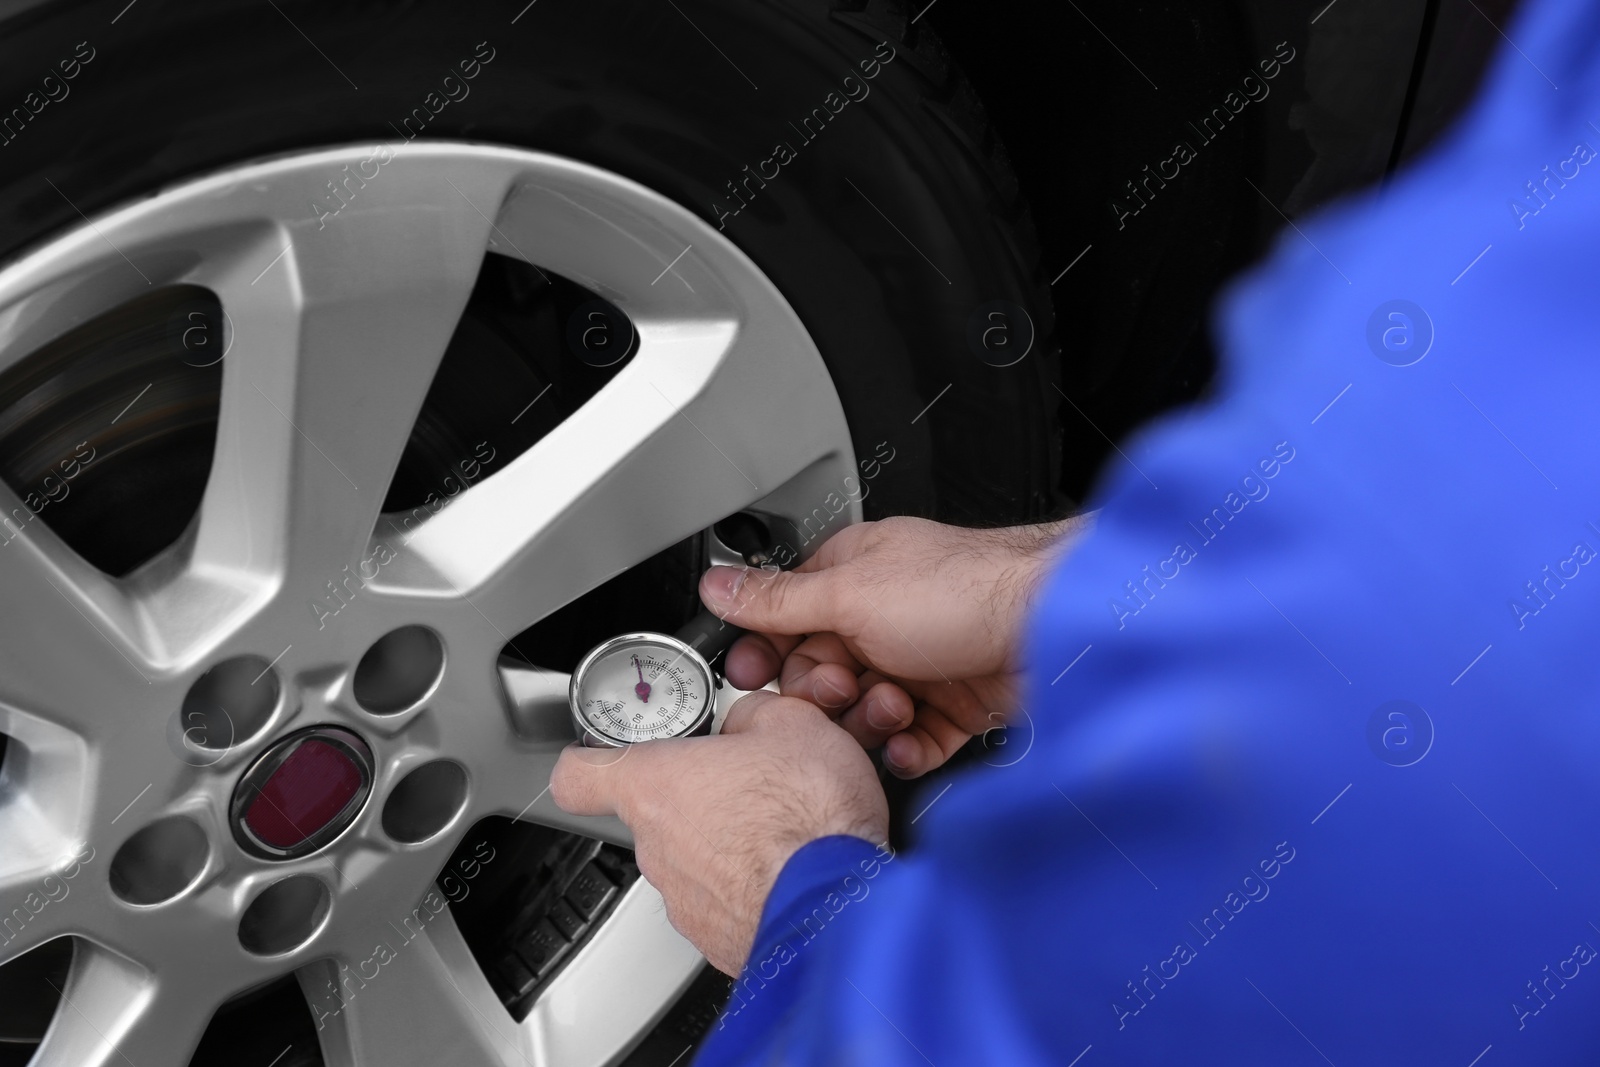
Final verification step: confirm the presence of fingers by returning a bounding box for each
[785,660,858,710]
[834,675,915,749]
[700,564,854,637]
[727,649,946,774]
[777,633,862,711]
[882,704,972,779]
[726,629,863,710]
[723,632,788,691]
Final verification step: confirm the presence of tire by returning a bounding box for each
[0,0,1061,527]
[0,1,1060,1064]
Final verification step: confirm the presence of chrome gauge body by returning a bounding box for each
[569,632,717,747]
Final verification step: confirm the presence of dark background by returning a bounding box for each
[927,0,1517,503]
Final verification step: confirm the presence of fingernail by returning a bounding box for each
[866,697,901,731]
[703,565,747,606]
[817,675,851,709]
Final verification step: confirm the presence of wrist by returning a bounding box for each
[741,834,887,973]
[990,513,1095,660]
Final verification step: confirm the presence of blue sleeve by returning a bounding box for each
[693,835,884,1067]
[696,1,1600,1062]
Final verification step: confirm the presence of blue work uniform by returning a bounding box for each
[697,0,1600,1061]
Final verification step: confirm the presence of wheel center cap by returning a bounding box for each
[231,726,374,859]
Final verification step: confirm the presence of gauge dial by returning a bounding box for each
[569,632,716,747]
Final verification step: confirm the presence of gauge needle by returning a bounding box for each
[632,655,651,703]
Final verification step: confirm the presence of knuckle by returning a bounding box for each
[749,700,782,731]
[830,584,869,632]
[628,785,664,827]
[759,572,793,618]
[547,759,583,811]
[728,688,776,725]
[769,693,822,725]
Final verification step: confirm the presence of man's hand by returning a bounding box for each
[549,690,888,975]
[701,515,1090,778]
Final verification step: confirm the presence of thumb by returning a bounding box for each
[549,744,633,817]
[699,564,843,635]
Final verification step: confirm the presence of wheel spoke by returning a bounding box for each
[439,661,629,846]
[0,856,78,968]
[303,901,534,1067]
[0,481,147,735]
[525,880,703,1067]
[178,159,511,618]
[377,314,852,636]
[363,159,857,637]
[29,942,220,1067]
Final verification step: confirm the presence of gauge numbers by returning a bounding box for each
[569,633,715,746]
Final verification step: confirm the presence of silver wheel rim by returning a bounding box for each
[0,142,860,1067]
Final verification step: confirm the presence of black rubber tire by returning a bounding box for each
[0,0,1061,526]
[0,0,1060,1063]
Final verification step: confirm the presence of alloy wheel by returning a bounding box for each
[0,143,859,1066]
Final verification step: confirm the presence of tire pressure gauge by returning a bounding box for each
[569,613,743,747]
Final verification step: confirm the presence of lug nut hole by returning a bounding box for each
[239,875,331,956]
[353,626,444,715]
[175,655,280,761]
[382,760,468,844]
[109,815,209,906]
